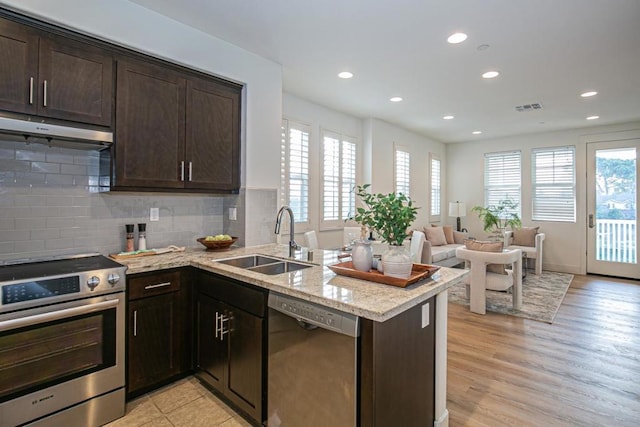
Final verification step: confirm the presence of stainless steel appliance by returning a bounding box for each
[0,253,126,427]
[267,292,359,427]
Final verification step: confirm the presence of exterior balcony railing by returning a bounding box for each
[596,219,637,263]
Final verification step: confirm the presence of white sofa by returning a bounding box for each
[421,230,468,267]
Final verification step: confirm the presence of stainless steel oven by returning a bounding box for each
[0,254,127,427]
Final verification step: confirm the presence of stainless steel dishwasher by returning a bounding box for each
[267,292,359,427]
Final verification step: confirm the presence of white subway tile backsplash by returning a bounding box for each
[15,149,46,162]
[14,218,46,230]
[46,152,76,164]
[31,162,60,173]
[61,164,87,175]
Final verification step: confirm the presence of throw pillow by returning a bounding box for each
[424,226,447,246]
[464,239,507,275]
[432,224,455,244]
[512,226,540,247]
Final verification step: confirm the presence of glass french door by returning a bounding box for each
[586,139,639,278]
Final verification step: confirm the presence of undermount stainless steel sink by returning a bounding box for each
[215,254,314,275]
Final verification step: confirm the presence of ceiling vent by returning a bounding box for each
[515,103,543,112]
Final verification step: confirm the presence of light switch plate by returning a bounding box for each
[229,207,237,221]
[150,207,159,221]
[421,302,430,328]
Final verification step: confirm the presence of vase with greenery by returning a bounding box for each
[471,198,522,242]
[352,184,419,278]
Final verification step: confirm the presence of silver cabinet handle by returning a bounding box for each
[188,161,193,182]
[219,313,230,340]
[144,282,171,290]
[43,80,47,107]
[133,309,138,337]
[214,311,219,339]
[588,214,594,228]
[180,161,185,181]
[29,77,34,104]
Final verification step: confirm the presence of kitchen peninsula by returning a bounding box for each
[118,244,467,427]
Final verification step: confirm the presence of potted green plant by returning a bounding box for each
[353,184,419,278]
[471,198,522,241]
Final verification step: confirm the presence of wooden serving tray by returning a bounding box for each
[328,261,441,288]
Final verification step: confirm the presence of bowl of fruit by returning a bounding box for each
[197,234,238,251]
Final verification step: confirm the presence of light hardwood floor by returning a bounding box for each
[447,274,640,426]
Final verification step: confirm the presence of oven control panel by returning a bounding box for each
[2,277,80,305]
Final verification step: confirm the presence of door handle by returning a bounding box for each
[219,313,230,341]
[43,80,48,107]
[133,309,138,337]
[29,77,34,105]
[180,161,185,181]
[588,214,594,228]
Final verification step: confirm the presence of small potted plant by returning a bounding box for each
[353,184,419,278]
[471,197,521,242]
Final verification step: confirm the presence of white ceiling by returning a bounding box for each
[130,0,640,143]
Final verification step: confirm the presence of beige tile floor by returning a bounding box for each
[106,377,253,427]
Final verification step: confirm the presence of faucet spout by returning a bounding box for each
[275,206,299,258]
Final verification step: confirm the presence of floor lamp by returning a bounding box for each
[448,201,466,232]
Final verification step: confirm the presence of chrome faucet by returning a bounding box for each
[275,206,299,258]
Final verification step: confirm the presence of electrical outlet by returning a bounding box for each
[150,207,159,221]
[421,303,430,328]
[229,207,237,221]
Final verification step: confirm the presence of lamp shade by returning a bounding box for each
[448,202,466,218]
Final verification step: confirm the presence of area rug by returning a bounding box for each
[447,271,574,323]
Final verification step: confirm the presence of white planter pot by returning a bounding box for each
[381,245,412,279]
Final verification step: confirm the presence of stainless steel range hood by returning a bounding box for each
[0,115,113,150]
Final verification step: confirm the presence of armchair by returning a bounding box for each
[455,246,523,315]
[505,229,545,275]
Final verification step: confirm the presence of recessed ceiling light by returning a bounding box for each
[443,115,454,120]
[338,71,353,79]
[482,70,500,79]
[472,131,482,135]
[447,32,468,44]
[586,115,600,120]
[390,97,403,102]
[581,91,597,97]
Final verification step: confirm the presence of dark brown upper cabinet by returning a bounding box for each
[0,17,113,127]
[113,57,241,193]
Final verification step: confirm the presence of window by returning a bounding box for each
[430,154,441,218]
[484,151,521,216]
[321,129,357,227]
[280,119,310,224]
[532,146,576,222]
[394,145,410,196]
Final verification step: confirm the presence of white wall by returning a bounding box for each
[369,118,447,228]
[447,121,640,274]
[0,0,283,191]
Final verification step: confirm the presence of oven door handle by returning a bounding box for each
[0,298,119,332]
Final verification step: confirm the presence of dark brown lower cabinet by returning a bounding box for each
[360,297,436,427]
[126,269,191,398]
[195,272,266,426]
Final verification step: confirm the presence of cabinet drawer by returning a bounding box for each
[128,270,180,300]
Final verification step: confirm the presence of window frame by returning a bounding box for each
[483,150,522,217]
[394,144,411,197]
[319,128,359,230]
[280,118,311,231]
[430,153,441,221]
[531,146,576,222]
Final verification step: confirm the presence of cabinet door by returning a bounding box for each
[185,77,240,191]
[128,293,179,394]
[226,307,263,422]
[115,59,186,189]
[38,36,113,126]
[0,18,38,115]
[197,293,227,388]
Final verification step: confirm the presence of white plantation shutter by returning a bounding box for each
[484,151,521,216]
[321,130,357,227]
[395,146,410,197]
[532,146,576,222]
[281,119,309,224]
[431,155,441,217]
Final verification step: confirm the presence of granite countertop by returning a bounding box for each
[116,243,468,322]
